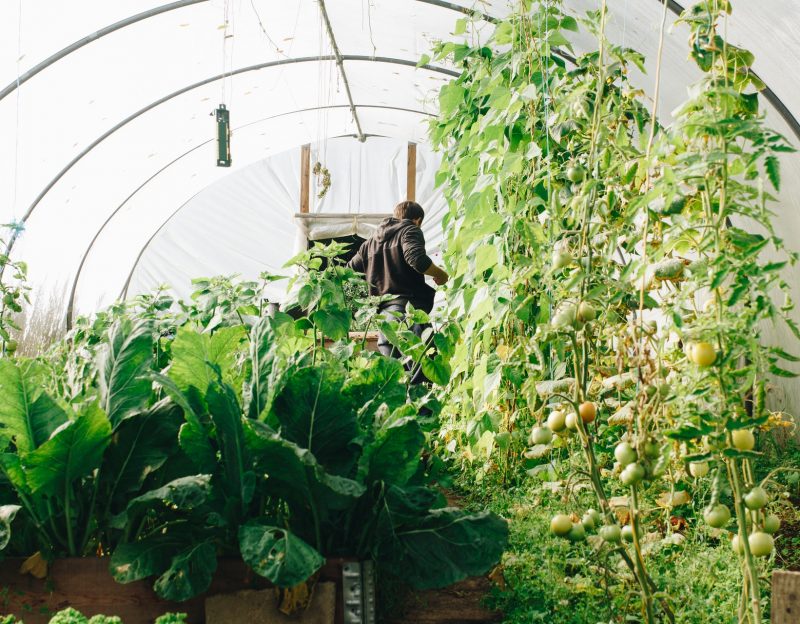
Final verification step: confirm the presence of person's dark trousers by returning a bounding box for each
[377,302,432,384]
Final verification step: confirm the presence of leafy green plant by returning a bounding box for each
[283,241,374,346]
[0,268,506,603]
[0,608,187,624]
[108,328,506,599]
[0,223,30,357]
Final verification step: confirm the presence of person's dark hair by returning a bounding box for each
[394,200,425,222]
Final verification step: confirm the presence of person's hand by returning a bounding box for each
[433,268,449,286]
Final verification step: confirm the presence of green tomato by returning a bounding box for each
[731,429,755,451]
[689,461,710,478]
[620,462,646,486]
[731,534,744,555]
[614,442,637,467]
[643,441,661,460]
[703,504,731,528]
[552,250,573,270]
[599,524,621,544]
[576,301,596,323]
[530,426,553,446]
[586,508,602,527]
[688,341,716,366]
[550,514,573,536]
[553,305,577,329]
[547,410,567,433]
[566,165,586,183]
[748,532,774,557]
[565,411,579,431]
[744,486,768,510]
[567,522,586,542]
[763,514,781,534]
[581,512,596,531]
[621,524,641,543]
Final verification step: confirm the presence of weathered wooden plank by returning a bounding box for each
[772,570,800,624]
[300,143,311,214]
[386,577,502,624]
[407,142,417,201]
[0,560,500,624]
[0,558,345,624]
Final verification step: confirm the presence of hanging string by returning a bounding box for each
[250,0,286,57]
[541,0,555,382]
[621,0,630,49]
[364,0,377,59]
[12,0,23,221]
[220,0,234,105]
[228,0,237,113]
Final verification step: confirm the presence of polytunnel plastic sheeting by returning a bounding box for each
[6,57,445,305]
[119,137,447,308]
[1,0,496,305]
[59,107,436,314]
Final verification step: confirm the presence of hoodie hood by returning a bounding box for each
[376,217,412,243]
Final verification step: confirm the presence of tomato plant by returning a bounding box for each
[429,0,797,622]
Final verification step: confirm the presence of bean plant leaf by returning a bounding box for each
[765,155,780,190]
[206,382,255,513]
[0,359,68,453]
[168,325,245,395]
[0,504,21,550]
[153,541,217,601]
[239,520,324,588]
[101,398,185,510]
[110,474,212,530]
[243,420,364,519]
[152,373,215,473]
[341,357,407,418]
[382,508,508,589]
[269,362,360,474]
[0,454,28,494]
[96,319,154,428]
[420,355,452,386]
[311,305,351,341]
[247,316,278,420]
[24,402,111,496]
[361,417,424,486]
[110,534,186,583]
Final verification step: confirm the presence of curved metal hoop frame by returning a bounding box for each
[66,104,434,325]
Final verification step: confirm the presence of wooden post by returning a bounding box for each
[300,143,311,214]
[406,142,417,201]
[772,570,800,623]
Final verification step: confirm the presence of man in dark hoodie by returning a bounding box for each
[347,201,448,373]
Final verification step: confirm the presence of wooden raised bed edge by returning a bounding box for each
[0,557,346,624]
[0,558,501,624]
[772,570,800,624]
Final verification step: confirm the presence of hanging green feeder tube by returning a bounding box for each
[215,104,231,167]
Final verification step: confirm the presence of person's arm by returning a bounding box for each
[424,262,449,286]
[347,245,365,273]
[401,226,449,285]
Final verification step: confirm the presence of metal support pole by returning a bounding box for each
[317,0,366,142]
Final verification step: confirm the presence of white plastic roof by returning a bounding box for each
[121,136,447,310]
[2,2,800,370]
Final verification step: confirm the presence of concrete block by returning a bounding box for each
[206,582,335,624]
